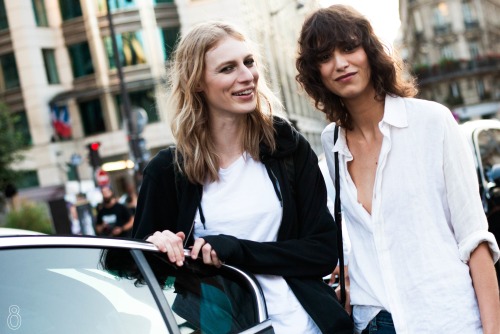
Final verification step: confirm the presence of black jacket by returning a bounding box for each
[133,117,353,333]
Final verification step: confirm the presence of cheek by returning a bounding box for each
[251,68,259,82]
[318,63,331,80]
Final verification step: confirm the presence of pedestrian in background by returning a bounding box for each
[119,181,138,216]
[96,186,133,237]
[296,5,500,333]
[132,21,352,333]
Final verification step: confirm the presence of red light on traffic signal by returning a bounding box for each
[87,142,102,168]
[89,142,100,151]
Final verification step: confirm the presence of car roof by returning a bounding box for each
[0,227,46,236]
[460,119,500,136]
[0,235,158,251]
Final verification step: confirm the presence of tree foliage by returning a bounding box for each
[5,201,53,234]
[0,103,24,193]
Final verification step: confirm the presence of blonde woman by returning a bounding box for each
[132,21,352,333]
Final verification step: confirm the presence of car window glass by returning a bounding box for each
[477,128,500,182]
[102,249,261,334]
[0,247,169,334]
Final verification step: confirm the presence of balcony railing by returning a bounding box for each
[464,20,479,30]
[412,55,500,85]
[433,23,452,36]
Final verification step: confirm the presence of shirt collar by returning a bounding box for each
[382,94,408,129]
[333,95,408,156]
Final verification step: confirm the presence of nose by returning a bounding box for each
[333,50,349,71]
[238,65,256,82]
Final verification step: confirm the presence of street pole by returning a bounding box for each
[70,153,82,194]
[268,1,304,116]
[105,0,144,190]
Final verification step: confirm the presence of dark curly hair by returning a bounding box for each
[296,5,417,130]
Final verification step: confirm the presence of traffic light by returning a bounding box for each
[87,142,102,168]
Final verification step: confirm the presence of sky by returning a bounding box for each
[319,0,401,45]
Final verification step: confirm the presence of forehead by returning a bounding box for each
[204,37,252,65]
[101,187,112,195]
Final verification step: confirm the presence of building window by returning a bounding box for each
[17,170,39,189]
[13,111,32,147]
[159,26,180,61]
[433,2,451,35]
[433,2,449,25]
[116,89,158,125]
[0,0,8,30]
[412,10,423,33]
[468,42,480,59]
[104,31,147,69]
[42,49,60,84]
[97,0,138,14]
[0,53,20,92]
[476,79,489,100]
[68,42,94,78]
[58,0,82,21]
[440,45,455,60]
[445,82,463,107]
[462,1,479,28]
[450,82,461,97]
[32,0,49,27]
[79,99,106,135]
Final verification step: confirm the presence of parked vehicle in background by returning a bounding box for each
[460,119,500,281]
[0,236,274,334]
[460,120,500,237]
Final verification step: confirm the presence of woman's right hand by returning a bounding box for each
[332,265,351,315]
[146,230,186,266]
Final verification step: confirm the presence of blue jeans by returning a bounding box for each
[361,310,396,334]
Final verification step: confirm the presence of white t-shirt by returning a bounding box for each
[194,153,320,334]
[321,95,500,333]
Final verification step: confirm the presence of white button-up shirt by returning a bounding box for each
[321,95,500,334]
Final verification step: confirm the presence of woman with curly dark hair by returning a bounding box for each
[296,5,500,334]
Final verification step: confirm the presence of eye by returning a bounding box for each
[244,58,255,67]
[343,43,360,53]
[220,66,235,73]
[318,53,332,63]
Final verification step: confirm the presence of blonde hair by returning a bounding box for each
[168,21,281,184]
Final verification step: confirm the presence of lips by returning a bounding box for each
[335,72,356,81]
[232,88,254,96]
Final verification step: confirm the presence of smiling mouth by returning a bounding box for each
[335,73,356,81]
[232,89,253,96]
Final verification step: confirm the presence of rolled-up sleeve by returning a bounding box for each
[458,230,500,263]
[442,111,500,263]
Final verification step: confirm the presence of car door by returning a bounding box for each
[0,237,274,334]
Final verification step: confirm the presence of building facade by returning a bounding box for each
[399,0,500,121]
[0,0,326,200]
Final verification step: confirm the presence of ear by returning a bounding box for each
[195,82,204,92]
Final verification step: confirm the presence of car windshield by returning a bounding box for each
[0,244,266,334]
[0,247,169,334]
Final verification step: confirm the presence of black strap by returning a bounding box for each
[284,155,295,199]
[334,126,346,306]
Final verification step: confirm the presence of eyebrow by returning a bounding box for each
[212,53,254,71]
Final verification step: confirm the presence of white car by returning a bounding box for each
[0,235,274,334]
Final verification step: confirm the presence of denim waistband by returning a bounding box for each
[361,310,395,334]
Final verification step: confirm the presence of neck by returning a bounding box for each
[210,115,245,168]
[345,95,385,141]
